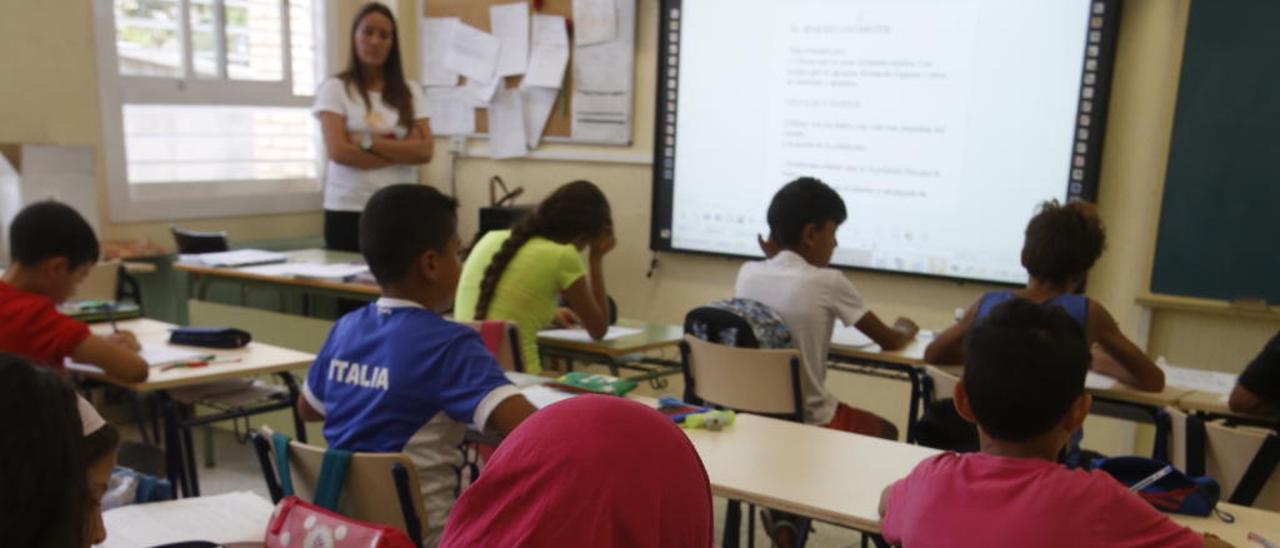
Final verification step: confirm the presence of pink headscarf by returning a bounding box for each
[441,394,714,547]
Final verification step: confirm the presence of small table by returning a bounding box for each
[73,319,315,498]
[537,320,685,388]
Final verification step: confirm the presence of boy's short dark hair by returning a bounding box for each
[360,184,458,285]
[1022,200,1106,286]
[9,201,100,269]
[963,298,1089,442]
[767,177,847,248]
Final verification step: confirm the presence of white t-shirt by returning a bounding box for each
[734,250,869,424]
[312,77,430,212]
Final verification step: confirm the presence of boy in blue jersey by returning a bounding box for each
[297,184,536,546]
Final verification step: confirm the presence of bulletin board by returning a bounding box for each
[422,0,636,145]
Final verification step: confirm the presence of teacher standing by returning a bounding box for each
[313,2,433,252]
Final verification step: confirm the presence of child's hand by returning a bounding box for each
[757,233,780,258]
[107,331,141,353]
[893,317,920,339]
[553,307,580,328]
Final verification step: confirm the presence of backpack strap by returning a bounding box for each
[271,432,296,497]
[1185,414,1207,477]
[1229,434,1280,506]
[312,448,354,511]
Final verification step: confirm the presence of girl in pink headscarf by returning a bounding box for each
[441,394,714,547]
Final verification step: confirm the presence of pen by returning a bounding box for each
[1129,465,1172,493]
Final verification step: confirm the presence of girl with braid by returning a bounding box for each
[454,181,615,374]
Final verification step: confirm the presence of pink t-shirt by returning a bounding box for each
[882,452,1203,548]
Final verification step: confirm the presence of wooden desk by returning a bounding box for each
[76,318,314,498]
[537,319,684,388]
[82,319,314,392]
[684,410,940,534]
[1173,503,1280,547]
[828,331,934,442]
[175,248,379,300]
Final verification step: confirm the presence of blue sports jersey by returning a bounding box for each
[302,297,517,545]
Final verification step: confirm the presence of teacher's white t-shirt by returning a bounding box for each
[312,77,429,212]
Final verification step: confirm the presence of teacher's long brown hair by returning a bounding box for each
[337,2,415,129]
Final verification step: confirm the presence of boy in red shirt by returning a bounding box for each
[1,201,147,382]
[880,299,1227,548]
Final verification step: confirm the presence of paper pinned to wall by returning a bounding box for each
[571,90,630,144]
[490,2,530,77]
[462,75,501,106]
[573,0,617,46]
[521,87,559,148]
[420,17,461,86]
[522,15,570,89]
[443,22,500,84]
[426,87,475,135]
[487,88,527,159]
[573,41,631,93]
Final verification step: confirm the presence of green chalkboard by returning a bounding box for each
[1151,0,1280,304]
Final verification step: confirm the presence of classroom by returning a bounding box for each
[1,0,1278,546]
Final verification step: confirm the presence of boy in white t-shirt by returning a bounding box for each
[735,177,919,436]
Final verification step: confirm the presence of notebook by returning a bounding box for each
[179,249,288,267]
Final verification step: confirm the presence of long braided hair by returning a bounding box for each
[474,180,612,320]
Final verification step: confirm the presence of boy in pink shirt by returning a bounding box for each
[879,298,1230,548]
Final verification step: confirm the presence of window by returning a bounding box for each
[94,0,328,221]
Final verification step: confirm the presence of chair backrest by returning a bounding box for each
[253,426,430,541]
[925,365,961,402]
[683,298,793,349]
[680,334,804,420]
[1164,407,1280,510]
[170,224,230,254]
[76,261,121,301]
[457,320,524,372]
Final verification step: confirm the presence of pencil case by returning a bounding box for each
[169,326,252,349]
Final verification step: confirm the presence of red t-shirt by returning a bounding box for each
[0,281,90,371]
[882,452,1203,548]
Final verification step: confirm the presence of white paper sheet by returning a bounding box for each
[179,249,287,268]
[573,0,617,46]
[520,86,559,148]
[831,325,874,348]
[505,371,550,388]
[420,17,460,86]
[487,88,527,159]
[443,22,500,84]
[521,384,577,409]
[573,41,631,92]
[491,2,530,77]
[462,75,501,106]
[1158,360,1238,394]
[288,263,369,281]
[1085,371,1119,391]
[522,15,570,89]
[236,262,300,276]
[570,90,630,143]
[426,86,475,135]
[98,491,274,548]
[538,325,644,342]
[139,345,214,368]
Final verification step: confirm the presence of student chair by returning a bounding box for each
[169,225,230,254]
[458,320,525,372]
[1160,407,1280,511]
[252,426,429,546]
[681,329,806,548]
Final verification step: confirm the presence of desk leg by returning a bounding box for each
[180,403,201,497]
[905,368,923,444]
[723,500,741,548]
[159,392,184,499]
[279,372,308,443]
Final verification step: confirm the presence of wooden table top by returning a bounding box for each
[77,319,314,392]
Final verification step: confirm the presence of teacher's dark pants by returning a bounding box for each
[324,210,361,252]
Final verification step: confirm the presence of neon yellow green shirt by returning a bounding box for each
[454,230,587,373]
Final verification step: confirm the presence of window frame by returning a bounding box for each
[93,0,330,222]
